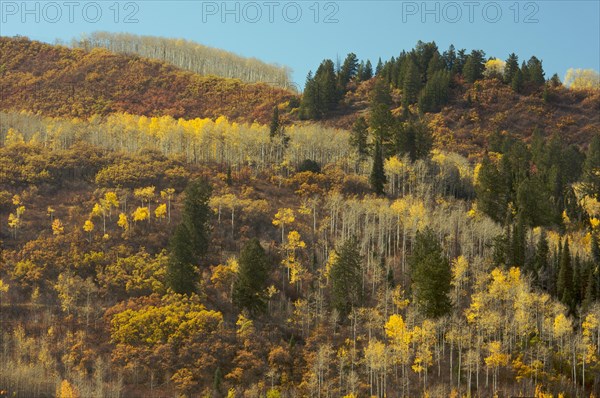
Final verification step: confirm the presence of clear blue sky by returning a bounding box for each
[1,0,599,88]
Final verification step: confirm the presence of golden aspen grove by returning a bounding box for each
[1,33,600,398]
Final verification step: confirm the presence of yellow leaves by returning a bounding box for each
[562,210,570,225]
[451,256,469,285]
[12,194,21,206]
[91,203,103,218]
[83,219,94,233]
[384,155,404,174]
[385,314,411,355]
[132,207,150,222]
[484,58,505,77]
[154,203,167,220]
[272,208,295,226]
[553,313,572,340]
[286,230,306,249]
[484,341,509,368]
[117,213,129,231]
[591,217,600,230]
[236,313,255,340]
[56,379,79,398]
[0,279,9,294]
[104,191,119,208]
[134,186,155,203]
[564,68,600,91]
[52,219,64,235]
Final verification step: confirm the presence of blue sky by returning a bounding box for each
[1,0,599,87]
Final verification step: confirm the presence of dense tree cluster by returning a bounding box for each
[1,37,600,398]
[72,32,292,87]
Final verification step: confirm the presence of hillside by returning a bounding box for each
[324,72,600,156]
[70,32,292,87]
[0,36,295,123]
[1,36,600,398]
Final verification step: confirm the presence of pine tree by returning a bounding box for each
[504,53,519,84]
[270,106,280,139]
[462,50,485,83]
[375,57,383,75]
[511,69,524,93]
[300,71,320,119]
[410,228,452,318]
[330,237,363,318]
[557,238,575,312]
[338,52,359,89]
[582,135,600,200]
[402,60,421,107]
[526,56,545,87]
[167,223,197,294]
[232,238,270,314]
[182,178,212,259]
[167,179,212,294]
[533,230,549,280]
[362,60,373,80]
[475,155,508,223]
[350,116,369,162]
[370,141,386,196]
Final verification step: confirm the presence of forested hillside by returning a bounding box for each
[70,32,292,88]
[0,37,600,398]
[0,36,295,123]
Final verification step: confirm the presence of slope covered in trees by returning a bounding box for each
[302,42,599,155]
[71,32,292,87]
[1,36,600,398]
[0,36,295,123]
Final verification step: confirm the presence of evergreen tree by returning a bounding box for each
[533,229,550,286]
[375,57,383,75]
[511,213,526,267]
[300,71,319,119]
[402,60,421,107]
[369,78,394,149]
[167,178,213,294]
[350,116,369,162]
[232,238,270,314]
[410,228,452,318]
[504,53,519,84]
[511,69,524,93]
[362,60,373,80]
[270,106,280,139]
[462,50,486,83]
[442,44,457,73]
[475,155,508,223]
[549,73,562,87]
[167,223,197,294]
[582,135,600,200]
[182,178,212,259]
[526,56,545,87]
[338,52,359,89]
[330,237,363,318]
[557,238,575,311]
[370,141,386,195]
[418,70,451,113]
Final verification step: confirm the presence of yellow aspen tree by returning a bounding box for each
[52,219,64,235]
[83,219,94,241]
[484,341,509,392]
[154,203,167,221]
[282,230,306,288]
[272,208,295,244]
[132,207,150,223]
[160,188,175,223]
[117,213,129,232]
[56,380,79,398]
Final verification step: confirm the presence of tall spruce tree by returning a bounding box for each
[167,178,212,294]
[410,228,452,318]
[330,237,363,318]
[232,238,270,314]
[370,141,386,196]
[557,238,575,312]
[504,53,519,84]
